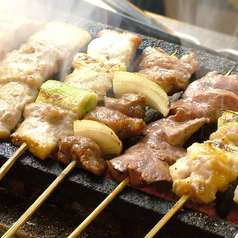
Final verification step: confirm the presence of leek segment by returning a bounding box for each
[112,71,170,117]
[74,120,122,154]
[36,80,98,118]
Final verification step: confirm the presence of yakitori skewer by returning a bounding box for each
[68,176,130,238]
[2,160,77,238]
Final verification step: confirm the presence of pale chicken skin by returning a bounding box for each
[0,22,91,139]
[87,29,141,69]
[135,47,200,95]
[170,142,238,204]
[11,102,78,160]
[64,53,126,101]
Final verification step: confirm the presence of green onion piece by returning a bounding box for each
[36,80,98,118]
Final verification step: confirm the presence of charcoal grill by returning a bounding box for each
[1,1,238,237]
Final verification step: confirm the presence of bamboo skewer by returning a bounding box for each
[0,142,28,180]
[68,176,130,238]
[2,160,77,238]
[144,193,190,238]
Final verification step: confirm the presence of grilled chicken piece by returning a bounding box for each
[170,89,238,123]
[84,106,146,139]
[0,82,38,139]
[170,141,238,204]
[182,71,238,98]
[11,102,78,160]
[64,53,126,101]
[108,117,207,187]
[87,29,141,69]
[0,14,44,60]
[57,136,107,176]
[104,93,147,118]
[135,47,200,95]
[0,22,91,139]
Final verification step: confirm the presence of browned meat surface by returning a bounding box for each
[87,29,141,69]
[107,117,207,187]
[57,136,107,176]
[104,93,147,118]
[0,14,44,60]
[84,107,146,139]
[135,47,200,95]
[182,71,238,98]
[143,116,209,146]
[170,89,238,123]
[108,149,171,187]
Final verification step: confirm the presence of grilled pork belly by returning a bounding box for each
[104,93,147,118]
[57,136,107,176]
[0,15,44,60]
[84,106,146,139]
[170,141,238,204]
[0,22,91,139]
[64,53,126,101]
[11,102,78,160]
[170,89,238,123]
[108,117,207,187]
[135,47,200,95]
[87,29,141,69]
[182,71,238,98]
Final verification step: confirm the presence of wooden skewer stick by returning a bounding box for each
[0,142,28,180]
[2,160,77,238]
[144,193,190,238]
[68,176,130,238]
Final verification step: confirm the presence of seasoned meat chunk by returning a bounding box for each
[87,29,141,69]
[58,136,107,176]
[84,107,146,139]
[104,93,147,118]
[170,89,238,123]
[11,102,78,160]
[108,149,171,187]
[136,47,200,95]
[182,71,238,98]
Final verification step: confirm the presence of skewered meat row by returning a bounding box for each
[135,46,200,95]
[107,116,208,187]
[170,71,238,123]
[0,14,44,60]
[0,22,92,139]
[11,29,142,164]
[64,30,141,101]
[170,110,238,204]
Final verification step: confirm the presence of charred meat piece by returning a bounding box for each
[182,71,238,98]
[57,136,107,176]
[135,47,200,95]
[0,14,44,60]
[84,106,146,139]
[11,102,78,160]
[64,53,126,102]
[104,93,147,118]
[170,89,238,123]
[87,29,141,69]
